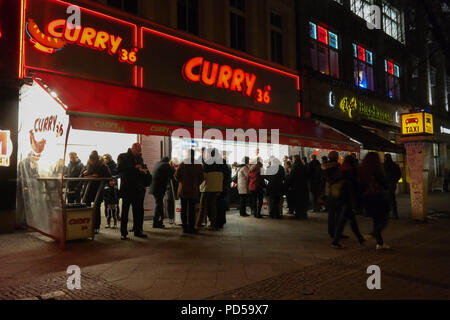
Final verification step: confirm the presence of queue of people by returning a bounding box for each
[62,144,402,251]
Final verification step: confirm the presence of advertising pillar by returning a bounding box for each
[400,111,434,221]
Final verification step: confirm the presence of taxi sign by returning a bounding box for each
[401,112,434,136]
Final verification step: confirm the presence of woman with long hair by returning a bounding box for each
[359,152,391,250]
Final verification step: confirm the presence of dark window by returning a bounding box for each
[230,12,245,51]
[270,12,282,29]
[271,30,283,64]
[107,0,138,15]
[230,0,245,11]
[177,0,199,34]
[270,12,283,65]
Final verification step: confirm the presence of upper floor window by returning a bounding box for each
[270,12,283,64]
[430,66,437,106]
[309,22,339,78]
[350,0,374,23]
[177,0,199,35]
[230,0,245,51]
[107,0,138,15]
[382,1,405,43]
[353,43,374,91]
[385,59,401,99]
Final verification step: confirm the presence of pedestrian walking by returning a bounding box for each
[248,161,265,218]
[359,152,391,250]
[383,154,401,219]
[236,157,250,217]
[150,157,175,228]
[174,149,204,234]
[118,143,151,240]
[322,151,345,239]
[331,155,365,249]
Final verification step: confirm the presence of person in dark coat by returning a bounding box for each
[165,160,179,225]
[248,162,265,218]
[103,178,120,229]
[322,151,344,239]
[217,155,232,228]
[174,149,204,234]
[308,154,323,212]
[263,157,285,219]
[383,154,401,219]
[331,155,365,249]
[117,143,151,240]
[103,154,118,178]
[81,150,112,234]
[360,152,390,250]
[65,152,84,204]
[150,157,175,228]
[288,155,309,219]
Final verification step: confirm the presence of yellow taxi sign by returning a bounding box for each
[401,112,434,136]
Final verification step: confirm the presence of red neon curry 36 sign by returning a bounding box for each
[182,57,271,104]
[26,18,137,64]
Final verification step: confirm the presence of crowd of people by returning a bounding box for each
[63,142,402,250]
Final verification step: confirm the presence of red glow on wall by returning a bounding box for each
[317,26,328,45]
[19,0,27,79]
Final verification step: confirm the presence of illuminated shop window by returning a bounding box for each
[382,1,405,43]
[309,22,339,78]
[350,0,374,23]
[177,0,199,35]
[385,59,401,99]
[106,0,138,15]
[353,43,374,91]
[230,0,246,51]
[270,12,283,65]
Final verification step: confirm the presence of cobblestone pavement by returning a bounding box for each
[0,272,143,300]
[0,193,449,300]
[208,221,450,300]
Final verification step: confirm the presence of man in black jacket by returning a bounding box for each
[118,143,151,240]
[65,152,84,204]
[322,151,343,238]
[384,154,401,219]
[150,157,175,229]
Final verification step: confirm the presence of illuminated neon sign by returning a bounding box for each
[182,57,271,104]
[401,112,434,136]
[26,18,137,64]
[339,96,392,122]
[0,130,13,167]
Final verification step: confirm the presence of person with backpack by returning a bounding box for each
[383,154,401,219]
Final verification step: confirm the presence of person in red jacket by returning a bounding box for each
[248,161,265,218]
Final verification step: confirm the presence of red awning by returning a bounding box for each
[32,71,360,152]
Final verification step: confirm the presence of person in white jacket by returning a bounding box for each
[236,157,250,217]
